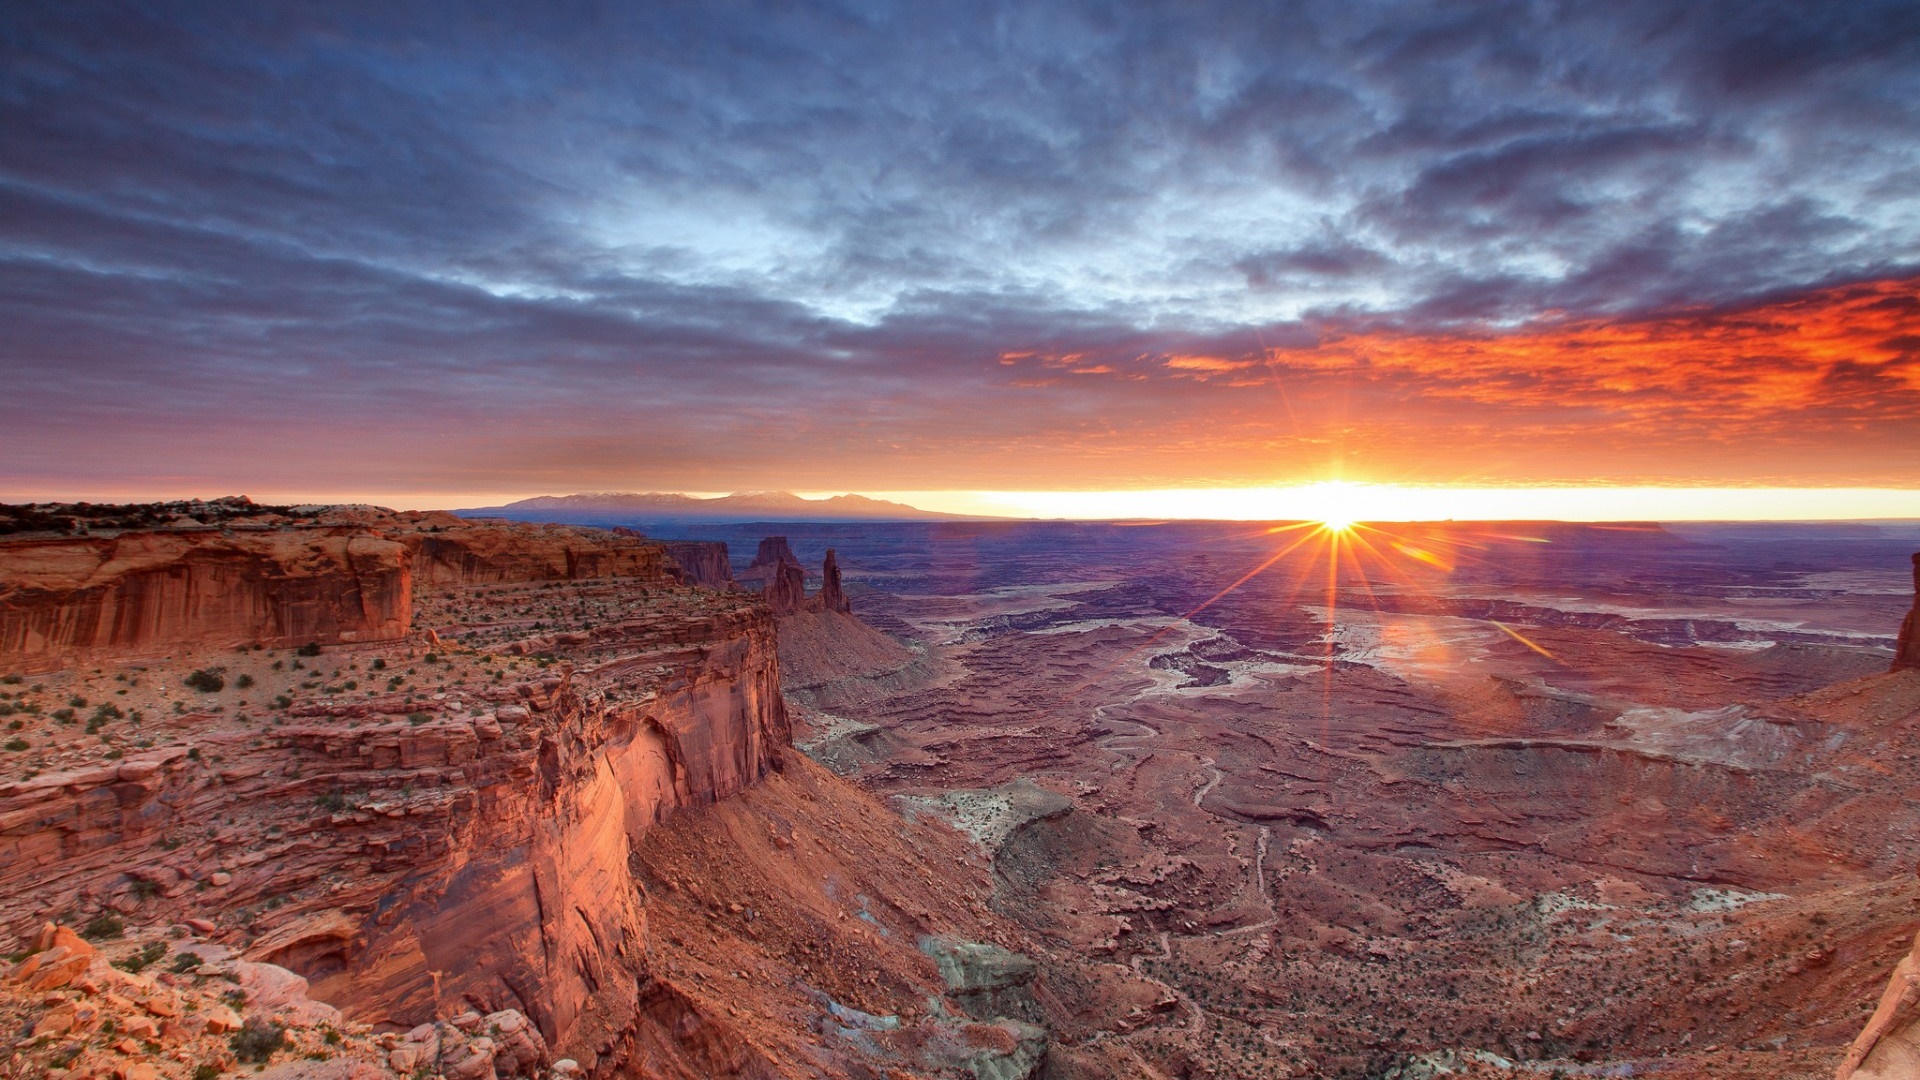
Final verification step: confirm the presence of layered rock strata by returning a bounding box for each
[742,536,852,617]
[0,528,413,668]
[0,510,682,671]
[746,537,798,571]
[0,597,787,1062]
[0,508,795,1070]
[658,541,734,590]
[1894,552,1920,671]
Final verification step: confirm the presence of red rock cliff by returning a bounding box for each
[0,595,786,1064]
[405,520,672,585]
[0,510,790,1070]
[0,528,411,669]
[659,541,735,590]
[818,548,851,613]
[1895,552,1920,672]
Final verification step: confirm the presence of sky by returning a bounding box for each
[3,1,1919,519]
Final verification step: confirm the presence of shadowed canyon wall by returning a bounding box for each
[0,510,790,1068]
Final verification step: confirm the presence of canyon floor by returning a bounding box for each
[679,517,1920,1079]
[6,509,1920,1079]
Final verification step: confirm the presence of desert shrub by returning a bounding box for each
[369,658,386,670]
[184,670,224,693]
[296,642,323,657]
[81,914,124,940]
[171,952,203,973]
[314,789,348,812]
[114,941,167,973]
[230,1018,288,1063]
[407,712,431,725]
[3,737,26,751]
[234,673,255,689]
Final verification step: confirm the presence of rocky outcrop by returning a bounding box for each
[0,505,794,1071]
[1835,928,1920,1078]
[3,921,406,1079]
[0,513,683,671]
[743,537,854,617]
[0,596,787,1064]
[747,536,797,571]
[819,548,850,613]
[405,521,670,586]
[763,561,808,615]
[659,541,734,590]
[1894,553,1920,672]
[0,528,412,668]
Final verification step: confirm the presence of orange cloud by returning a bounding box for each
[1268,275,1920,435]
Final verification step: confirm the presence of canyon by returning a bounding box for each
[0,503,1041,1080]
[5,503,1920,1080]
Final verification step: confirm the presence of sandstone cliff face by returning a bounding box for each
[0,516,683,672]
[1894,552,1920,671]
[763,562,808,616]
[659,541,734,590]
[0,509,788,1071]
[0,528,412,669]
[0,596,786,1066]
[747,536,797,571]
[406,521,671,586]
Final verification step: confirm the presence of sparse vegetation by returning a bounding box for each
[184,669,225,693]
[113,940,168,973]
[230,1018,288,1063]
[81,914,125,940]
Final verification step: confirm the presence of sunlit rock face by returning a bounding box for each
[1894,553,1920,671]
[0,528,414,667]
[0,506,791,1065]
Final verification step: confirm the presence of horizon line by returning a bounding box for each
[7,483,1920,524]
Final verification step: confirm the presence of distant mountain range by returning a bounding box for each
[456,490,989,523]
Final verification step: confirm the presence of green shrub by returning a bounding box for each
[3,737,26,752]
[230,1018,287,1062]
[113,941,167,973]
[407,712,431,726]
[81,914,124,940]
[296,642,323,657]
[234,673,255,689]
[184,670,225,693]
[170,952,203,973]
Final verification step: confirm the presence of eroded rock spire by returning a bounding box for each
[1895,552,1920,672]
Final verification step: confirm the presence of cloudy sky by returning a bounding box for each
[3,1,1918,510]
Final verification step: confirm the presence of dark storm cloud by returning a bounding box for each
[2,0,1918,493]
